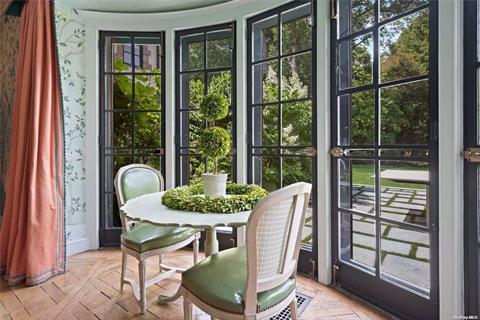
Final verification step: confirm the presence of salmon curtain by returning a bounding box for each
[0,0,65,286]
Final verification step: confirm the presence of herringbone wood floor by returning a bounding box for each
[0,249,388,320]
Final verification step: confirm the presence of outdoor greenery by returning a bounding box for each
[162,183,268,213]
[109,3,430,195]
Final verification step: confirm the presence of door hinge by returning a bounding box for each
[308,258,316,279]
[330,0,338,19]
[464,147,480,163]
[332,263,340,286]
[330,147,344,158]
[303,147,317,157]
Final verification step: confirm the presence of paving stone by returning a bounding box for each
[381,254,430,290]
[411,200,427,205]
[352,246,376,267]
[395,197,411,203]
[381,238,411,255]
[353,220,387,235]
[380,211,408,223]
[353,233,376,249]
[416,247,430,260]
[390,202,426,211]
[382,206,410,214]
[388,227,429,246]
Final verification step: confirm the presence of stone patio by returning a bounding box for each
[300,184,430,291]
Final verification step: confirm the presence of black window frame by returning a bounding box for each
[99,31,166,247]
[246,0,318,276]
[174,22,237,187]
[464,0,480,316]
[329,1,439,318]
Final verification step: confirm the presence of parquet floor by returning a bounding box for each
[0,249,388,320]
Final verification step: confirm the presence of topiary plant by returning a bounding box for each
[199,92,229,121]
[199,126,231,174]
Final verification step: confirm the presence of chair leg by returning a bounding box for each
[138,259,147,314]
[183,298,193,320]
[120,252,127,292]
[289,297,298,320]
[193,234,199,264]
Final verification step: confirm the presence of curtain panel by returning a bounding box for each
[0,0,65,286]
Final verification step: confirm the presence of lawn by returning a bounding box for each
[352,163,428,190]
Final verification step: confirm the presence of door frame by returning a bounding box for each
[463,0,480,316]
[329,1,439,318]
[98,31,167,247]
[245,0,318,276]
[174,22,238,251]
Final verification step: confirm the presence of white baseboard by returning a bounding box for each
[66,223,91,257]
[66,237,90,257]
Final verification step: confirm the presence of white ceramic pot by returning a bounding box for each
[201,173,227,197]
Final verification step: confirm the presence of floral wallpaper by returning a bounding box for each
[54,1,87,244]
[0,15,20,220]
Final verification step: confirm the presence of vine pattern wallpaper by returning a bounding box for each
[0,15,20,220]
[54,1,87,245]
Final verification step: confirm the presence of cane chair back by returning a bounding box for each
[244,182,312,315]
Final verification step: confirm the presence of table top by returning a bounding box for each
[121,192,252,229]
[377,169,429,184]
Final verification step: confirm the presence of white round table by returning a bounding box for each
[120,191,252,257]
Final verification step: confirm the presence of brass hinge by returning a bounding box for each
[332,263,340,286]
[303,147,317,157]
[464,147,480,162]
[308,258,316,279]
[330,147,344,158]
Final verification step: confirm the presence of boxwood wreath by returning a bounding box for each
[162,183,268,213]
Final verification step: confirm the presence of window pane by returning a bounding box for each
[135,112,161,148]
[380,80,429,145]
[340,212,377,270]
[252,15,278,61]
[134,37,162,73]
[105,75,132,110]
[380,0,428,21]
[381,222,430,292]
[338,0,375,38]
[338,33,373,89]
[104,155,134,192]
[180,72,204,109]
[338,90,375,146]
[281,52,311,100]
[180,33,204,71]
[135,154,162,171]
[105,112,133,148]
[253,105,278,146]
[106,36,132,72]
[339,159,376,215]
[253,61,279,104]
[207,71,232,103]
[380,160,429,227]
[207,29,232,68]
[283,157,312,186]
[380,9,429,83]
[281,3,312,55]
[282,101,312,146]
[252,156,280,192]
[134,75,161,110]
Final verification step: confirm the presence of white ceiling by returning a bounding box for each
[60,0,233,13]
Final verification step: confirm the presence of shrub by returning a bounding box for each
[199,126,231,174]
[199,92,229,121]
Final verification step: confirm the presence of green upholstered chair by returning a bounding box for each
[180,182,312,320]
[114,164,200,314]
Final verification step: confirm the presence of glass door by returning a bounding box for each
[99,32,165,246]
[246,0,317,275]
[331,1,438,318]
[464,1,480,316]
[175,23,237,250]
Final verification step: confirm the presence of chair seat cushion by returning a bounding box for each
[121,223,197,253]
[182,247,296,314]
